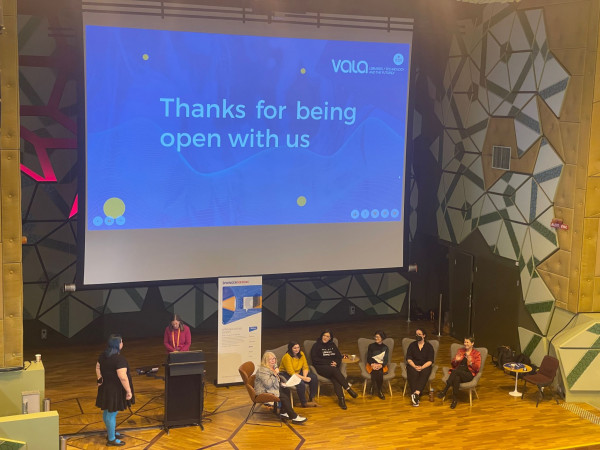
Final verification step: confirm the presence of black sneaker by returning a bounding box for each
[411,393,418,406]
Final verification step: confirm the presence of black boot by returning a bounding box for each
[377,389,385,400]
[346,387,358,398]
[437,387,448,399]
[338,396,347,410]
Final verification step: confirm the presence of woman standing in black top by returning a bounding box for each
[366,330,389,399]
[405,328,434,407]
[310,329,358,410]
[95,334,135,447]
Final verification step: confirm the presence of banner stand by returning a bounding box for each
[217,276,262,386]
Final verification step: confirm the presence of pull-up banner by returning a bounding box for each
[217,276,262,385]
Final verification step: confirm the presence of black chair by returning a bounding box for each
[521,355,560,407]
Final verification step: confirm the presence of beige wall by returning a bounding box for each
[0,0,23,368]
[528,0,600,314]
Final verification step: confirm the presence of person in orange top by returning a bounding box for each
[437,336,481,409]
[163,314,191,352]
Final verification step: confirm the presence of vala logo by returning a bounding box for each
[331,59,368,74]
[393,53,404,66]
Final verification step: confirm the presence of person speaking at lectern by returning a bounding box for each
[164,314,191,352]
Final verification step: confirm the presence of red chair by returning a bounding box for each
[238,361,282,426]
[521,355,560,407]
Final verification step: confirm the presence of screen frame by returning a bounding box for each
[76,3,415,289]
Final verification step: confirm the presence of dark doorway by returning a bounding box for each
[448,247,473,340]
[445,230,522,351]
[471,253,521,350]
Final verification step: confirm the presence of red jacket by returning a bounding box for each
[164,325,191,352]
[450,348,481,376]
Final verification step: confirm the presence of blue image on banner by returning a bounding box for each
[221,285,262,325]
[85,26,410,231]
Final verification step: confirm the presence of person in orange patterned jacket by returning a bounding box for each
[437,336,481,409]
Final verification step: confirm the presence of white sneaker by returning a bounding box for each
[280,413,289,418]
[292,415,307,424]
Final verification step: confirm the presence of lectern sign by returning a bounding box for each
[217,276,262,385]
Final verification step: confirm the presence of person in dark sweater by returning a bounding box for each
[406,328,434,407]
[366,330,389,399]
[310,329,358,409]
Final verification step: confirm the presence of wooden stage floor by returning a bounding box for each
[34,318,600,449]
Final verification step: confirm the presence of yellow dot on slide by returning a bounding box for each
[297,196,307,207]
[104,198,126,218]
[300,68,306,74]
[142,54,149,61]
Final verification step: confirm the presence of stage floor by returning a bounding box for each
[34,318,600,449]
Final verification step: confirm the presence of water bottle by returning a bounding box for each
[429,387,435,402]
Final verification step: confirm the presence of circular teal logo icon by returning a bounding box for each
[393,53,404,66]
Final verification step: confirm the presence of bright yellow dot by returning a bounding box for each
[142,54,149,61]
[297,196,307,207]
[300,68,306,74]
[104,198,126,218]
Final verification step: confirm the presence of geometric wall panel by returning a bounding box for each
[168,287,218,328]
[431,4,568,341]
[105,288,147,314]
[347,273,384,298]
[518,326,547,367]
[263,282,312,321]
[561,322,600,390]
[262,272,408,322]
[39,296,100,338]
[159,285,195,308]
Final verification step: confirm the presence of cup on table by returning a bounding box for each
[35,354,42,363]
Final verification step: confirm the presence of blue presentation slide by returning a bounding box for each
[85,26,410,230]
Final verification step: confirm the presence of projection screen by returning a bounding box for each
[80,2,414,286]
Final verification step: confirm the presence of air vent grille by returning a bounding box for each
[492,145,511,170]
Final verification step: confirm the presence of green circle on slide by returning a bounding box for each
[103,198,126,218]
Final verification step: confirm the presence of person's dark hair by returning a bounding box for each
[169,314,184,331]
[464,336,475,344]
[374,330,387,340]
[318,329,334,341]
[287,341,301,358]
[104,334,122,357]
[415,328,427,338]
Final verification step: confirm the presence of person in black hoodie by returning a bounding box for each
[310,329,358,409]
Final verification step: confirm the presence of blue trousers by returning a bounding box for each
[102,410,118,441]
